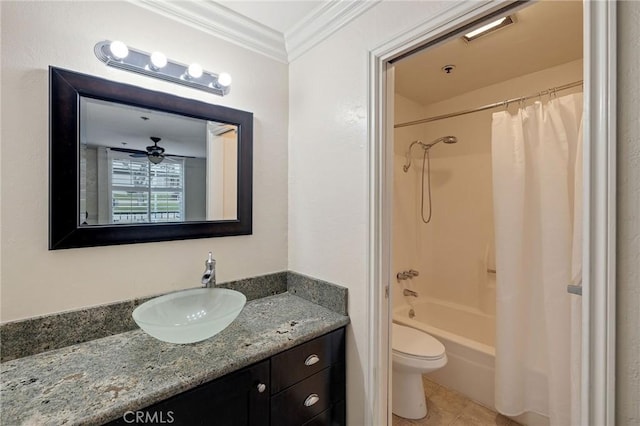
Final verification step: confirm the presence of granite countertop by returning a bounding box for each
[1,292,350,425]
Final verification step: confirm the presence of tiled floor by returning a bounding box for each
[392,376,521,426]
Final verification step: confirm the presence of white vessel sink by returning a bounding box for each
[133,288,246,344]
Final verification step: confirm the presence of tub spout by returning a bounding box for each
[403,289,418,297]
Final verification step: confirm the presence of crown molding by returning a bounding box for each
[129,0,379,63]
[131,0,288,63]
[285,0,381,62]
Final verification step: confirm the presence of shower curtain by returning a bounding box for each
[491,93,583,426]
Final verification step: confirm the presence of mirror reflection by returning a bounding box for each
[79,98,238,226]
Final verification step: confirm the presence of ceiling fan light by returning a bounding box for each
[148,153,164,164]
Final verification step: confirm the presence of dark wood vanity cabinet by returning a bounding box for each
[107,360,270,426]
[270,328,345,426]
[105,328,345,426]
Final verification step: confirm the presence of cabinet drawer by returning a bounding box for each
[271,366,344,426]
[271,328,344,394]
[302,400,345,426]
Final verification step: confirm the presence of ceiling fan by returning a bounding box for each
[143,136,165,164]
[111,136,193,164]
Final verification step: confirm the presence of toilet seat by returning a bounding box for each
[392,323,445,360]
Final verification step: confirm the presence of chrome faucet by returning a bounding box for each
[403,289,418,297]
[201,252,216,287]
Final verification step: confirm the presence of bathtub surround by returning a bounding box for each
[393,59,583,314]
[0,293,349,425]
[0,271,344,362]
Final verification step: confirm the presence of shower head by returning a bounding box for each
[402,136,458,172]
[425,135,458,148]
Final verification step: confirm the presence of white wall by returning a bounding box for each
[0,1,289,321]
[393,60,582,316]
[288,2,458,423]
[616,1,640,423]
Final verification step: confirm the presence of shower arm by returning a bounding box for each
[403,140,422,172]
[402,136,457,172]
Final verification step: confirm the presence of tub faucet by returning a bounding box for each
[403,289,418,297]
[201,252,216,288]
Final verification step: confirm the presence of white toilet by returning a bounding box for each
[392,322,448,419]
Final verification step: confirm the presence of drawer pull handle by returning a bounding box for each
[304,393,320,407]
[305,354,320,366]
[257,383,266,393]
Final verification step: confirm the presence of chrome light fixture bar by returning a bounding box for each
[94,40,232,96]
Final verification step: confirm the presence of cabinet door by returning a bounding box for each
[106,360,270,426]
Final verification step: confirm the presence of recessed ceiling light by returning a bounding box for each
[463,15,515,42]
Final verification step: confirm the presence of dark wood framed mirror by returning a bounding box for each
[49,66,252,250]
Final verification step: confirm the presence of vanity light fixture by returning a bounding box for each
[94,40,231,96]
[463,15,515,42]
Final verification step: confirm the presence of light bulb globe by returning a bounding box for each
[187,63,203,79]
[217,72,232,87]
[150,52,167,69]
[109,41,129,60]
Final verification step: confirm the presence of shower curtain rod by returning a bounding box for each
[394,80,583,129]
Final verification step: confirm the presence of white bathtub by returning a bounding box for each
[393,299,497,409]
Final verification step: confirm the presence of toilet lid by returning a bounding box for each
[392,323,445,359]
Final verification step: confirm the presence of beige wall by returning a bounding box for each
[0,1,289,321]
[393,60,582,315]
[616,1,640,423]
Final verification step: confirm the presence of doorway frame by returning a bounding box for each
[367,1,617,425]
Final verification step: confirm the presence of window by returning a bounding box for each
[109,151,184,223]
